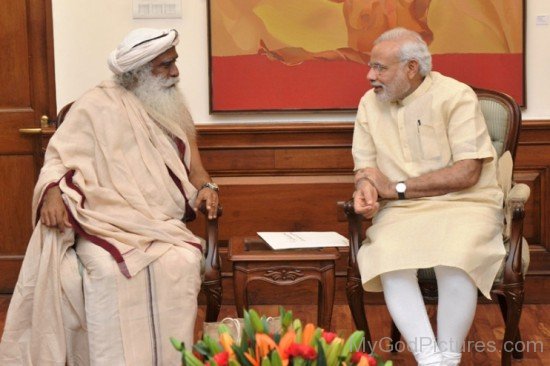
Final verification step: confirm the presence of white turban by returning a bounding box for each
[108,28,179,75]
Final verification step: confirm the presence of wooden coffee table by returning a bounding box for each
[228,236,340,330]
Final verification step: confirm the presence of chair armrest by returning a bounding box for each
[337,200,367,269]
[503,184,529,283]
[506,183,530,204]
[504,183,530,239]
[198,202,223,282]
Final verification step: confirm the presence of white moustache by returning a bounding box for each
[161,77,180,88]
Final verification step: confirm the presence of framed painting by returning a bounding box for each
[208,0,525,112]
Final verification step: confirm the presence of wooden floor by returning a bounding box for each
[1,296,549,365]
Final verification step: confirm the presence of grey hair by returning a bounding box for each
[114,64,152,90]
[374,27,432,77]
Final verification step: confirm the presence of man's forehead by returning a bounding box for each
[370,41,400,62]
[152,46,178,63]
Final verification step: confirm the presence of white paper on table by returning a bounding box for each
[257,231,349,250]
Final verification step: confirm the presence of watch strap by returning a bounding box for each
[396,181,406,200]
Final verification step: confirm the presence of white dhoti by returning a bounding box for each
[76,239,202,366]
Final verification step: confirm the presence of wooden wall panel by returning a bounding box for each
[192,120,550,304]
[0,156,35,291]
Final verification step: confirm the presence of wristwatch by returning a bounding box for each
[395,181,407,199]
[200,182,219,192]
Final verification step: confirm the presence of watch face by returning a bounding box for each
[396,182,406,193]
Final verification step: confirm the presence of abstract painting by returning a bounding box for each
[208,0,524,112]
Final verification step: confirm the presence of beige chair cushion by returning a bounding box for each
[480,97,510,156]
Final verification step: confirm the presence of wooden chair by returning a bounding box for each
[52,102,223,322]
[338,87,529,366]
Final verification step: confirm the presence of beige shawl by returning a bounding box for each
[37,80,202,276]
[0,80,201,364]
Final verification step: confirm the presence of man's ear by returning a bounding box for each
[406,59,420,79]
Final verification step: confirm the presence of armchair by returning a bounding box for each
[52,102,223,322]
[338,87,529,366]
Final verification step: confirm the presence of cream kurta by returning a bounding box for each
[352,72,506,298]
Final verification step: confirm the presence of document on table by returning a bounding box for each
[257,231,349,250]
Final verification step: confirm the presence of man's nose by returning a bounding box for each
[170,64,179,78]
[367,68,377,81]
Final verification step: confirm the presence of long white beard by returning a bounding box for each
[132,71,196,141]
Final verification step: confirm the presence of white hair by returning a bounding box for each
[375,27,432,77]
[114,65,196,141]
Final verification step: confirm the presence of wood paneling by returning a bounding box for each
[0,156,35,251]
[191,119,550,303]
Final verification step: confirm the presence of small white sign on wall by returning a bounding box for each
[133,0,182,19]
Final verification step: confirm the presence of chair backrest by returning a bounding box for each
[52,101,75,127]
[472,87,521,160]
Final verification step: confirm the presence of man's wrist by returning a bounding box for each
[355,176,374,189]
[199,182,219,192]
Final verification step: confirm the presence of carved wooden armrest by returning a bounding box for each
[337,200,366,270]
[503,183,529,283]
[198,202,223,282]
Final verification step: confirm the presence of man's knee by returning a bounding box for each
[76,242,117,280]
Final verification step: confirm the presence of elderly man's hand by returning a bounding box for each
[194,187,219,220]
[354,179,380,219]
[40,186,72,232]
[356,167,394,199]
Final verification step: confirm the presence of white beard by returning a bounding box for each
[372,68,411,103]
[131,71,196,141]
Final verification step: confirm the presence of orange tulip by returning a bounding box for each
[256,333,279,357]
[301,323,315,346]
[244,351,259,366]
[219,332,235,357]
[277,329,296,359]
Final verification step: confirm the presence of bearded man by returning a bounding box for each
[352,28,505,365]
[0,28,218,365]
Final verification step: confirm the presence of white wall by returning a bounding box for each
[52,0,550,123]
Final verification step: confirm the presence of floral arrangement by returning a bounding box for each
[172,308,392,366]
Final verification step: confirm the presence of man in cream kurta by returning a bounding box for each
[351,28,505,366]
[0,28,219,366]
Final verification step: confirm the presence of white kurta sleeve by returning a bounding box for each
[446,88,495,163]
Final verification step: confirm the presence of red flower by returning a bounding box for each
[213,351,229,366]
[287,343,317,360]
[351,351,377,366]
[322,331,337,344]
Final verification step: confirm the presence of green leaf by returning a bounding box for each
[316,339,327,366]
[183,350,203,366]
[170,337,184,351]
[261,356,272,366]
[249,309,265,333]
[270,350,283,366]
[232,344,253,366]
[325,339,343,366]
[281,308,292,330]
[203,335,222,354]
[244,310,256,341]
[340,330,365,362]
